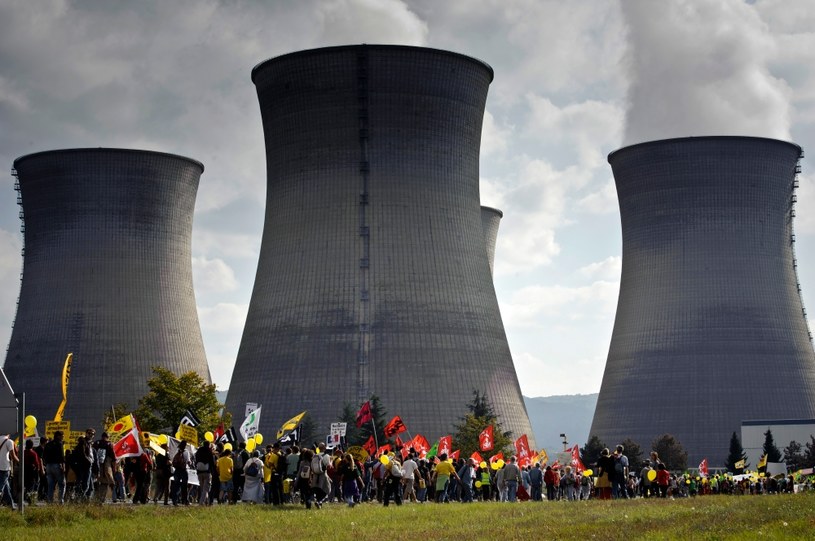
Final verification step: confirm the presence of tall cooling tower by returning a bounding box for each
[591,136,815,465]
[481,206,503,276]
[5,148,211,430]
[227,45,534,445]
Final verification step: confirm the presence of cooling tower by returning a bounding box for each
[5,148,211,430]
[226,45,534,446]
[481,206,503,276]
[590,136,815,466]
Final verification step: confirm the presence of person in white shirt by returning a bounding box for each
[401,453,419,502]
[0,433,19,508]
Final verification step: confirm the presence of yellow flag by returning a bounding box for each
[53,353,73,421]
[276,411,306,440]
[536,448,549,466]
[758,454,767,468]
[107,414,135,443]
[734,459,745,469]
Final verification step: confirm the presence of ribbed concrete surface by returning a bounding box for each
[4,148,210,430]
[591,136,815,465]
[228,45,534,446]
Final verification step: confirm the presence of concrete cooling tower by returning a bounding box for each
[590,136,815,465]
[226,45,534,446]
[481,206,503,276]
[5,148,211,430]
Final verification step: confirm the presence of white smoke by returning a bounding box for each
[621,0,792,145]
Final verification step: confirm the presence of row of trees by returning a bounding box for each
[728,429,815,472]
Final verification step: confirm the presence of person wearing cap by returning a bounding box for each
[43,430,66,504]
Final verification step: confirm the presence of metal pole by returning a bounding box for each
[16,392,24,515]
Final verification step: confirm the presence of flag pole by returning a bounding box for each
[371,417,378,451]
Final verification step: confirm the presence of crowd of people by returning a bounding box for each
[1,431,813,510]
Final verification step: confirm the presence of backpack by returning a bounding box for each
[235,450,247,471]
[172,451,186,469]
[298,461,312,480]
[390,461,403,478]
[311,454,324,475]
[246,460,259,478]
[614,457,624,474]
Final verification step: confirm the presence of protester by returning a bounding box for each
[44,430,66,504]
[171,440,191,506]
[23,439,43,502]
[93,432,116,503]
[0,432,19,509]
[595,448,614,500]
[241,450,265,503]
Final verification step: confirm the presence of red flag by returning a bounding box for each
[489,452,504,464]
[450,449,460,461]
[384,416,407,438]
[377,444,391,457]
[471,451,485,464]
[355,401,373,428]
[479,425,494,451]
[437,435,452,457]
[550,459,561,470]
[113,427,143,459]
[362,435,376,456]
[569,445,585,474]
[515,434,532,468]
[213,422,225,442]
[401,446,410,460]
[407,434,430,457]
[699,458,709,478]
[395,435,404,448]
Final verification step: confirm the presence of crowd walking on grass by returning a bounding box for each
[1,429,812,511]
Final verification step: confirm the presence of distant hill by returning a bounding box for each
[524,393,598,456]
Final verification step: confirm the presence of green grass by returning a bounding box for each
[1,494,814,540]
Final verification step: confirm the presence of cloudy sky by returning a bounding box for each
[1,0,814,398]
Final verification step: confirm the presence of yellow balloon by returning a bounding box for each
[647,470,657,482]
[158,434,168,445]
[224,443,233,451]
[480,461,487,469]
[475,481,482,488]
[24,415,37,428]
[246,440,256,452]
[380,455,390,465]
[491,462,499,470]
[204,431,214,443]
[254,433,263,445]
[497,460,505,468]
[583,469,593,477]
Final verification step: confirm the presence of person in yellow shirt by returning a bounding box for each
[264,442,286,505]
[433,454,459,503]
[216,450,233,504]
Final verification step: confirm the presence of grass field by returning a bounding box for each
[1,494,813,540]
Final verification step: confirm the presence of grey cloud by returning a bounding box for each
[621,0,791,145]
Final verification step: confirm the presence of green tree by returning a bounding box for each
[783,440,806,472]
[725,431,748,472]
[581,435,606,468]
[357,395,388,448]
[762,429,783,464]
[337,403,363,446]
[651,434,688,471]
[621,438,644,470]
[453,390,513,458]
[805,435,815,468]
[134,367,228,437]
[101,402,130,431]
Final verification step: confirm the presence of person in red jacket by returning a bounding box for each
[24,439,43,502]
[656,463,670,498]
[543,465,557,501]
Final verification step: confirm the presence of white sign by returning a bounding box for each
[245,402,259,418]
[330,422,347,437]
